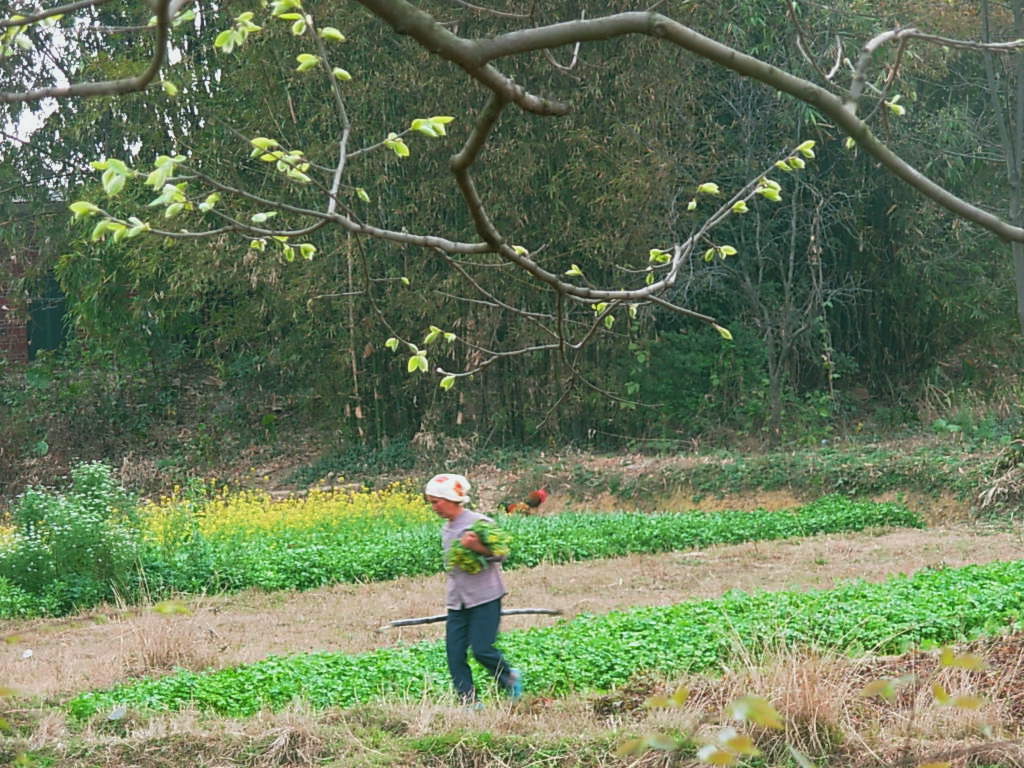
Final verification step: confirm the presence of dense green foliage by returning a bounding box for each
[66,558,1024,718]
[1,0,1020,485]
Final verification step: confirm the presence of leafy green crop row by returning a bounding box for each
[66,557,1022,719]
[0,486,919,617]
[144,495,922,593]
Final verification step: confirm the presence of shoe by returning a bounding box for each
[507,668,523,701]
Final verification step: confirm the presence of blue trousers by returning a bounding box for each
[446,598,513,701]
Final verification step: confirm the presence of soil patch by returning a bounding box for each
[2,523,1021,700]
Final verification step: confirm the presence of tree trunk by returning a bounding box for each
[985,0,1024,333]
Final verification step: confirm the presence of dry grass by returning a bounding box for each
[9,635,1024,767]
[115,602,224,679]
[620,635,1024,768]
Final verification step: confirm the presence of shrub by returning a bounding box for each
[0,576,47,618]
[0,462,142,613]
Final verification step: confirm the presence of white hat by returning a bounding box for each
[424,473,471,503]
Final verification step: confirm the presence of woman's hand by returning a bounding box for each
[460,531,491,555]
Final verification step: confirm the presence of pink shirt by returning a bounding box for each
[442,509,507,609]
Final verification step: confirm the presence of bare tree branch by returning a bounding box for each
[0,0,111,28]
[359,1,1024,242]
[0,0,171,104]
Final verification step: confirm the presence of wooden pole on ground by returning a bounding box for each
[378,607,562,631]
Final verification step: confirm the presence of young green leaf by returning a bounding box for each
[932,682,952,704]
[952,694,986,710]
[731,200,749,214]
[885,95,906,116]
[332,67,352,81]
[213,28,235,52]
[614,738,647,758]
[295,53,320,72]
[69,201,101,219]
[844,136,857,150]
[410,118,440,138]
[290,17,307,35]
[319,26,346,41]
[90,219,118,242]
[101,168,127,197]
[384,337,399,352]
[648,248,670,264]
[603,315,615,330]
[938,647,989,671]
[716,728,759,756]
[198,192,220,212]
[858,678,905,701]
[439,375,456,390]
[270,0,303,17]
[726,695,781,729]
[298,243,317,260]
[565,263,583,277]
[795,140,816,158]
[696,745,738,765]
[355,187,370,202]
[161,80,179,97]
[687,198,697,211]
[384,133,409,157]
[713,323,734,341]
[696,182,721,196]
[249,137,280,157]
[251,211,278,223]
[719,245,737,256]
[123,217,150,239]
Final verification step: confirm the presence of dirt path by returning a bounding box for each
[2,523,1021,700]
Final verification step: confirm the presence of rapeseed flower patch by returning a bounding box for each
[142,482,431,544]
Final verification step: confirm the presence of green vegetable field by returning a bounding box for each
[67,558,1023,719]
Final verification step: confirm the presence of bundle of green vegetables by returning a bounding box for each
[448,520,512,573]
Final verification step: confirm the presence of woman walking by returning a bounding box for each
[425,473,522,706]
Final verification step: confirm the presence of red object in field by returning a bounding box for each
[505,489,549,515]
[525,489,549,508]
